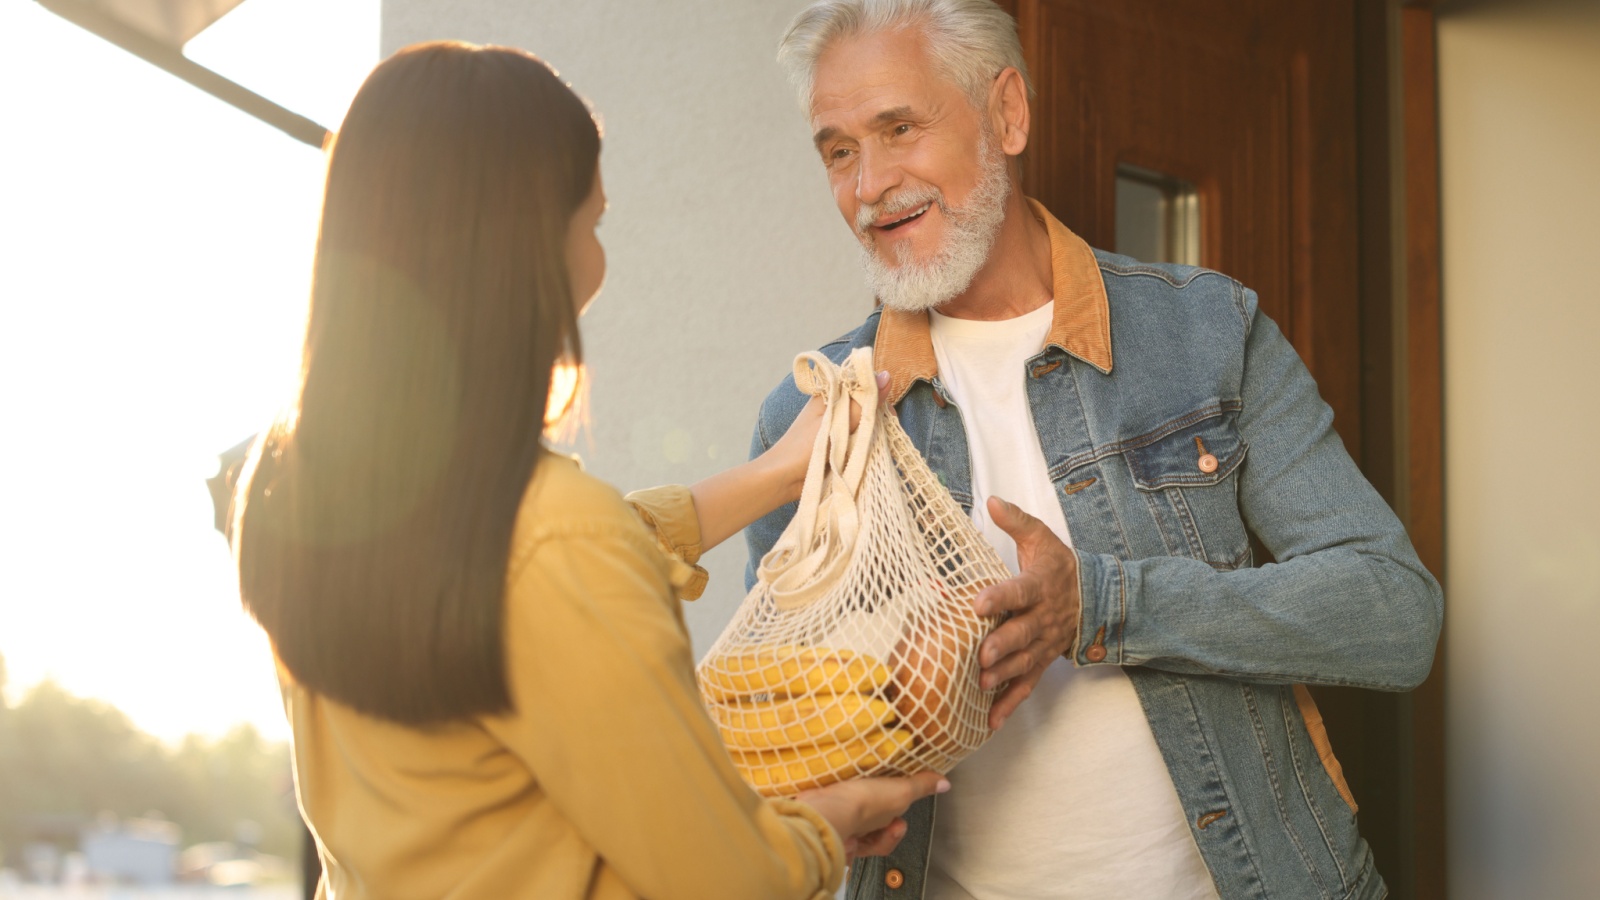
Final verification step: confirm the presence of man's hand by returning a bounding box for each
[972,496,1083,731]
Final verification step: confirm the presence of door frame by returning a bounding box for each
[1355,3,1447,895]
[998,0,1448,894]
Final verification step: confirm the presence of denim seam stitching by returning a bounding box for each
[1056,402,1243,476]
[1103,465,1138,560]
[1077,559,1095,664]
[1144,488,1186,557]
[1231,278,1253,335]
[1282,692,1353,893]
[1118,403,1242,452]
[1210,543,1254,572]
[848,855,882,900]
[1130,442,1248,491]
[1243,685,1330,896]
[756,411,772,454]
[1177,677,1272,899]
[1115,558,1128,662]
[939,389,976,513]
[1062,368,1138,561]
[1098,262,1215,289]
[1170,487,1210,561]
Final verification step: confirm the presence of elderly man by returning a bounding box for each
[744,1,1443,898]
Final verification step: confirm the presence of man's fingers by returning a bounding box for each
[980,645,1041,690]
[987,495,1046,542]
[980,612,1039,662]
[973,577,1036,618]
[989,666,1045,731]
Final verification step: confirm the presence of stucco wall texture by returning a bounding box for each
[382,1,875,653]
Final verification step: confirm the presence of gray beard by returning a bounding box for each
[858,138,1013,313]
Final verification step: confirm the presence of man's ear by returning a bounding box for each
[989,67,1031,158]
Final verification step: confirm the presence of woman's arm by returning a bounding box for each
[688,402,812,552]
[491,519,842,899]
[487,491,937,898]
[691,372,884,553]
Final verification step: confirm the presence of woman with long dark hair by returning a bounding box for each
[233,41,941,899]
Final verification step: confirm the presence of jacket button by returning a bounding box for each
[1197,453,1219,474]
[885,868,905,889]
[1086,644,1107,663]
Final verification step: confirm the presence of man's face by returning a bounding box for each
[810,27,1010,310]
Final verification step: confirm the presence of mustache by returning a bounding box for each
[855,187,944,235]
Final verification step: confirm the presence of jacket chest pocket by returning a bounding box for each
[1123,411,1251,569]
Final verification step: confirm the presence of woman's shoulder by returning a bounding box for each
[511,452,651,553]
[506,453,683,618]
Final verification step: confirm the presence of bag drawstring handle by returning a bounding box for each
[758,348,880,610]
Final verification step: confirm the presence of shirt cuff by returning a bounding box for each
[1072,551,1127,666]
[766,796,847,897]
[624,485,709,601]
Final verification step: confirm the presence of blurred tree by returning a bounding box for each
[169,724,300,859]
[0,669,298,868]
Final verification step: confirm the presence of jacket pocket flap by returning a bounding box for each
[1125,413,1247,490]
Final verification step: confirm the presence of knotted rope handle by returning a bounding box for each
[757,348,881,610]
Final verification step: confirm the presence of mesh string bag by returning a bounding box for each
[699,347,1013,797]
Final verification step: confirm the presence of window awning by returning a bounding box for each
[34,0,330,147]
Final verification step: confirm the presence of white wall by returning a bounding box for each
[1438,2,1600,896]
[381,1,874,652]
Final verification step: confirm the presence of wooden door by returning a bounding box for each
[1013,0,1361,435]
[1004,1,1442,896]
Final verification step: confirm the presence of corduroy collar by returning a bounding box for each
[874,198,1113,404]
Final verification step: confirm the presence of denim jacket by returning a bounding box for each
[745,201,1442,900]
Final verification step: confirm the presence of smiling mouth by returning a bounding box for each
[878,203,932,231]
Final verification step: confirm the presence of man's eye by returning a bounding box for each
[893,123,913,136]
[828,147,854,164]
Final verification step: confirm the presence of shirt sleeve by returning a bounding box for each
[624,485,709,601]
[483,517,844,900]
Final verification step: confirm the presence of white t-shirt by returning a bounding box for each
[924,303,1218,900]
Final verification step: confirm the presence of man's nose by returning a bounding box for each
[854,144,899,208]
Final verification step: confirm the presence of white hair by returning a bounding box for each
[777,0,1032,112]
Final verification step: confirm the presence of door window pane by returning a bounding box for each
[1115,164,1201,266]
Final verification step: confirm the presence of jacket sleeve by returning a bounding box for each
[484,518,844,900]
[1072,289,1443,690]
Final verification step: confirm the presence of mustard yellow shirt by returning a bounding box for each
[280,453,845,899]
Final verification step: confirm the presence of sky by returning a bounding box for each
[0,0,380,742]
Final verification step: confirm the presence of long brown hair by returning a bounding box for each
[234,42,600,725]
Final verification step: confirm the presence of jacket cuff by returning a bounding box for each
[1072,551,1127,666]
[624,485,709,601]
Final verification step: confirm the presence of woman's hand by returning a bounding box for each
[765,370,890,505]
[686,371,888,554]
[795,770,949,860]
